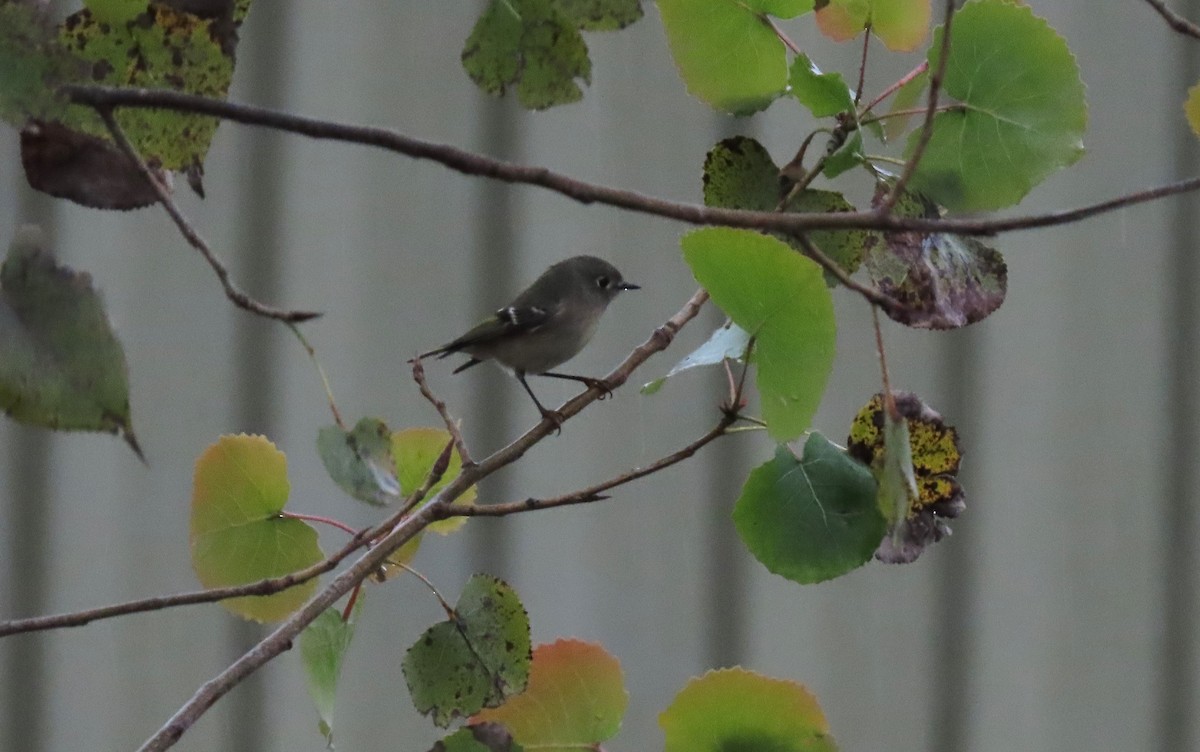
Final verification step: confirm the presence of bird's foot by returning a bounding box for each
[539,407,566,434]
[579,377,614,400]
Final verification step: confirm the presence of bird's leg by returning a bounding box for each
[538,371,614,400]
[516,372,564,432]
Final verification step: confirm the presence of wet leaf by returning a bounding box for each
[866,187,1007,329]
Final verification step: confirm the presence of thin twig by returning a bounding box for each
[793,234,898,312]
[92,107,320,323]
[871,305,899,420]
[450,416,737,518]
[855,29,871,105]
[287,322,344,428]
[767,16,802,55]
[58,86,1200,240]
[1143,0,1200,38]
[0,530,371,637]
[860,61,928,116]
[880,0,957,212]
[280,511,358,536]
[411,358,474,468]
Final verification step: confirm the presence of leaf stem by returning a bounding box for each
[280,511,358,536]
[286,323,344,429]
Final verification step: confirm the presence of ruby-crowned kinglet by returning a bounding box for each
[419,255,640,423]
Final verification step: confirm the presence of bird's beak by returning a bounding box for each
[619,282,641,291]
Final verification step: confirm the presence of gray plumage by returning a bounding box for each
[419,255,639,422]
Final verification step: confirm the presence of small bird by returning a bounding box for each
[418,255,640,424]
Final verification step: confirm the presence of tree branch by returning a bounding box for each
[135,287,709,751]
[412,358,474,468]
[1143,0,1200,39]
[451,413,736,517]
[93,107,320,323]
[58,85,1200,240]
[880,0,956,211]
[0,530,371,637]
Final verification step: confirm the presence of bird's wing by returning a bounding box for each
[430,304,552,356]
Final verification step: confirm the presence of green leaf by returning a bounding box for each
[658,0,814,115]
[392,427,476,534]
[317,417,399,506]
[682,228,836,441]
[660,667,837,752]
[815,0,930,51]
[300,598,363,744]
[642,320,752,395]
[702,136,786,212]
[847,391,965,563]
[820,128,863,178]
[58,4,241,171]
[403,574,532,728]
[84,0,149,24]
[462,0,591,110]
[1186,81,1200,138]
[0,226,140,456]
[734,435,885,584]
[880,68,927,143]
[906,0,1087,211]
[866,188,1007,329]
[557,0,643,30]
[473,639,628,752]
[431,724,526,752]
[189,434,323,622]
[784,187,867,281]
[788,54,853,118]
[701,137,870,282]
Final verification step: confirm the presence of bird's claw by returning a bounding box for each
[582,377,614,400]
[540,408,566,434]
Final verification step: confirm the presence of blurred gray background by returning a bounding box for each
[2,1,1198,750]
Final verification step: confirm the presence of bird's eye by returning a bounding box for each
[597,276,611,289]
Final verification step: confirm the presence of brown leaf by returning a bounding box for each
[21,120,172,211]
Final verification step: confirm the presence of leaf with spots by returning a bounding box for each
[734,434,884,584]
[58,3,243,172]
[866,187,1007,329]
[403,574,532,728]
[660,668,837,752]
[701,136,871,281]
[462,0,591,110]
[848,391,964,563]
[557,0,643,30]
[0,226,141,456]
[472,640,628,752]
